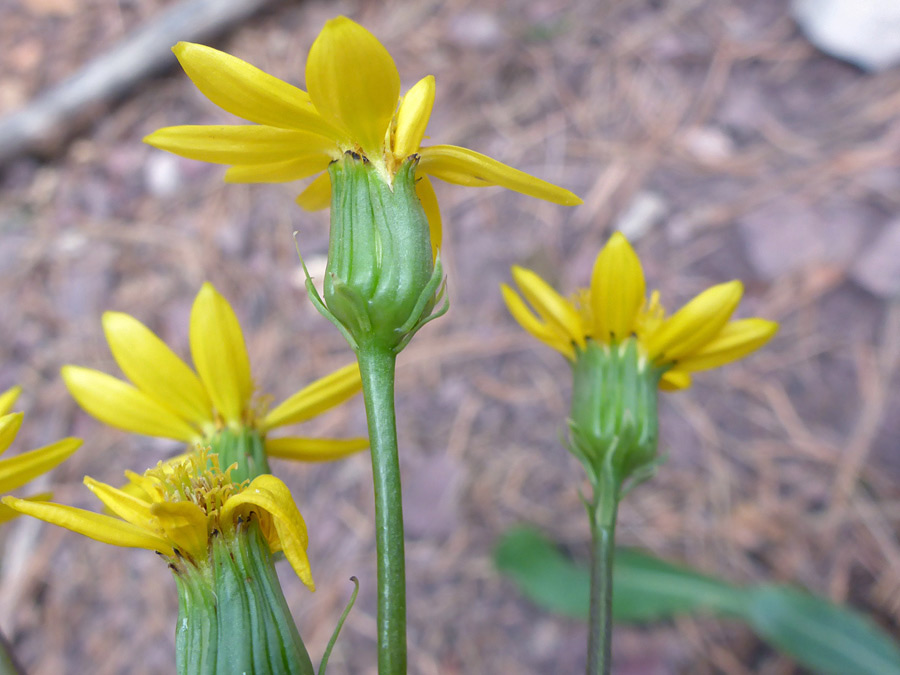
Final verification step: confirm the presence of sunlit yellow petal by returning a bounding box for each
[0,492,50,524]
[189,283,253,425]
[151,501,208,561]
[62,366,198,441]
[674,319,778,372]
[0,412,23,456]
[306,16,400,155]
[645,281,744,363]
[659,371,692,391]
[589,233,646,341]
[0,437,80,494]
[511,266,585,348]
[103,311,213,429]
[220,476,313,590]
[265,437,368,462]
[0,386,21,416]
[224,155,333,184]
[262,363,361,431]
[170,42,341,139]
[1,497,173,555]
[415,175,442,256]
[501,284,575,359]
[419,145,582,206]
[394,75,435,159]
[295,172,332,211]
[144,125,337,165]
[84,476,154,528]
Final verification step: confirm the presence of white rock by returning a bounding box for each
[792,0,900,71]
[144,152,181,198]
[614,191,667,241]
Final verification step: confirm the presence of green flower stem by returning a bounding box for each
[587,475,619,675]
[357,339,407,675]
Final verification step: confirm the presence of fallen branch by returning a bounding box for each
[0,0,272,167]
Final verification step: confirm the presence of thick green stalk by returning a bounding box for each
[587,482,619,675]
[357,339,406,675]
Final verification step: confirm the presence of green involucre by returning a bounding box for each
[173,517,315,675]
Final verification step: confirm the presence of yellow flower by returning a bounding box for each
[502,233,778,389]
[143,16,582,252]
[61,282,366,463]
[2,450,315,589]
[0,386,81,523]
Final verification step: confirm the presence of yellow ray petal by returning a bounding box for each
[0,386,22,416]
[1,497,174,555]
[0,412,23,456]
[415,174,442,256]
[306,16,400,156]
[103,311,213,429]
[151,501,208,561]
[394,75,435,159]
[189,284,253,426]
[224,154,333,184]
[645,281,744,363]
[510,266,585,348]
[590,233,646,342]
[144,125,337,165]
[84,476,154,529]
[170,42,341,139]
[295,172,332,211]
[265,437,369,462]
[62,366,198,441]
[0,437,80,494]
[659,371,692,391]
[221,476,313,590]
[418,145,582,206]
[262,363,361,431]
[0,492,50,524]
[674,319,778,372]
[501,284,576,359]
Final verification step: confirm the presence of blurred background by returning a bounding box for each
[1,0,899,673]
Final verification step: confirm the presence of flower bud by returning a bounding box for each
[567,339,661,495]
[316,151,447,352]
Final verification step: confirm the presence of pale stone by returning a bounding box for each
[792,0,900,71]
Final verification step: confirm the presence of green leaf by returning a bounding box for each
[747,585,900,675]
[494,525,900,675]
[612,548,746,621]
[494,526,745,621]
[494,525,591,618]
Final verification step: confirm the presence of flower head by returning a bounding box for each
[502,233,778,389]
[61,283,366,464]
[2,449,315,589]
[0,386,81,523]
[144,16,581,253]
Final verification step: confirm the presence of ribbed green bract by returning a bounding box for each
[208,427,270,484]
[568,339,663,503]
[313,152,447,354]
[173,518,315,675]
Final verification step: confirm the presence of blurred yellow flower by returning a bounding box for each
[2,450,314,589]
[0,386,81,523]
[144,15,581,251]
[502,233,778,390]
[62,283,366,463]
